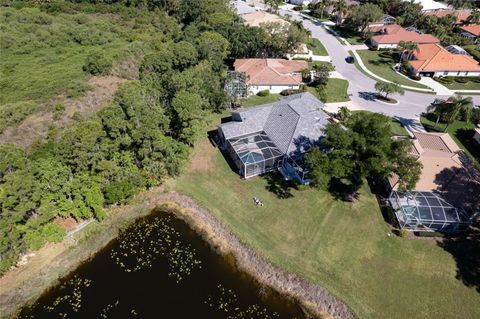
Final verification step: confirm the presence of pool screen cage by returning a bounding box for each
[389,191,473,233]
[227,132,284,178]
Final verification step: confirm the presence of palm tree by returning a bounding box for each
[333,0,348,25]
[426,99,450,129]
[467,9,480,25]
[443,95,474,132]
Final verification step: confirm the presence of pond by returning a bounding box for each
[19,209,306,318]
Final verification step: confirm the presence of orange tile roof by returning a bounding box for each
[408,43,480,72]
[241,11,289,27]
[234,59,308,85]
[425,9,471,24]
[369,24,439,44]
[460,24,480,37]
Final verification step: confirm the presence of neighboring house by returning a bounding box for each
[388,132,480,233]
[234,59,308,95]
[240,11,290,28]
[368,24,439,49]
[231,0,257,15]
[368,14,396,27]
[474,125,480,144]
[217,92,330,183]
[425,9,471,25]
[402,0,447,12]
[459,24,480,43]
[445,44,471,56]
[407,43,480,77]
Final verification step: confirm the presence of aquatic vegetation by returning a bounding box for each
[205,284,281,319]
[110,216,201,282]
[41,276,91,316]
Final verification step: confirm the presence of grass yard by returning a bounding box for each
[241,94,280,107]
[356,50,429,89]
[390,119,410,136]
[420,115,480,169]
[310,61,335,71]
[307,79,350,103]
[440,81,480,91]
[330,26,365,45]
[307,38,328,56]
[172,133,480,319]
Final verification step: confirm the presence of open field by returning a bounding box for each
[172,128,480,319]
[356,50,429,89]
[421,115,480,169]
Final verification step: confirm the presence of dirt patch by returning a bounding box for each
[0,76,126,149]
[189,139,216,172]
[55,217,79,232]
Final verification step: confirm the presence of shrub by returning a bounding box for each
[408,73,421,81]
[83,50,112,75]
[257,89,270,97]
[454,77,469,84]
[280,89,303,96]
[399,229,409,238]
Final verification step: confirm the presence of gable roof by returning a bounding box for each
[219,92,329,156]
[408,43,480,72]
[240,11,289,27]
[369,24,439,45]
[460,24,480,37]
[234,59,308,86]
[425,9,471,24]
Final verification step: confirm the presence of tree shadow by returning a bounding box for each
[437,223,480,293]
[454,128,480,164]
[263,172,294,199]
[358,91,376,101]
[328,177,361,202]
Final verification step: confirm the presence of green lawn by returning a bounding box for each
[439,80,480,91]
[307,79,350,103]
[310,61,335,71]
[356,50,430,89]
[390,119,410,136]
[241,94,280,107]
[331,26,365,45]
[172,135,480,319]
[420,115,480,168]
[307,38,328,56]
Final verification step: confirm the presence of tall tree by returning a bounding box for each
[374,81,405,100]
[443,95,474,131]
[344,3,383,33]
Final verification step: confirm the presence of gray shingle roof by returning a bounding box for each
[219,92,329,156]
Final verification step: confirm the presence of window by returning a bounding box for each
[443,72,448,76]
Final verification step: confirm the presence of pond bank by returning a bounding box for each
[0,189,354,319]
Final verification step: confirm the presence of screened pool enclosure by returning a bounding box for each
[227,132,284,178]
[389,191,473,233]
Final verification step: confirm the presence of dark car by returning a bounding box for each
[345,56,354,64]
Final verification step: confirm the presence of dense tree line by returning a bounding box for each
[0,0,311,275]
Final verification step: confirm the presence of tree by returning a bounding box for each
[467,9,480,24]
[447,0,474,9]
[398,41,419,61]
[196,31,230,71]
[265,0,283,13]
[443,95,474,131]
[171,91,206,144]
[374,81,405,100]
[337,106,351,122]
[305,112,422,195]
[83,51,112,76]
[333,0,348,25]
[344,4,383,33]
[311,64,330,86]
[426,99,450,129]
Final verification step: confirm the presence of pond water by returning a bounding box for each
[19,210,305,318]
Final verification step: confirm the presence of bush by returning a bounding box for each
[257,89,270,97]
[83,50,112,75]
[399,229,409,238]
[454,77,469,84]
[280,89,303,96]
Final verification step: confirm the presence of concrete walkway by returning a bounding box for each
[419,77,454,95]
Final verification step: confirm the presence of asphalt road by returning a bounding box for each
[246,1,480,131]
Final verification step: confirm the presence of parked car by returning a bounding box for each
[345,56,354,64]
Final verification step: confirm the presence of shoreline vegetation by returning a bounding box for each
[0,189,354,319]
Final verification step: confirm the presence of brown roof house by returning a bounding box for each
[234,59,308,95]
[388,132,480,233]
[406,43,480,77]
[425,9,471,24]
[368,24,439,49]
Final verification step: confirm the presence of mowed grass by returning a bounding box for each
[441,81,480,91]
[241,94,281,107]
[172,132,480,319]
[356,50,429,89]
[390,118,410,136]
[307,79,350,103]
[421,115,480,169]
[307,38,328,56]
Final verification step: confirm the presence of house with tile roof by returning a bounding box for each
[406,43,480,77]
[240,11,289,28]
[388,131,480,233]
[368,24,439,49]
[234,59,308,95]
[425,9,471,24]
[402,0,447,12]
[459,24,480,43]
[218,92,330,182]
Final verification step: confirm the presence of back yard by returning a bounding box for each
[171,125,480,319]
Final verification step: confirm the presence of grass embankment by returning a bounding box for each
[307,38,328,56]
[172,132,480,319]
[356,50,429,89]
[420,115,480,168]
